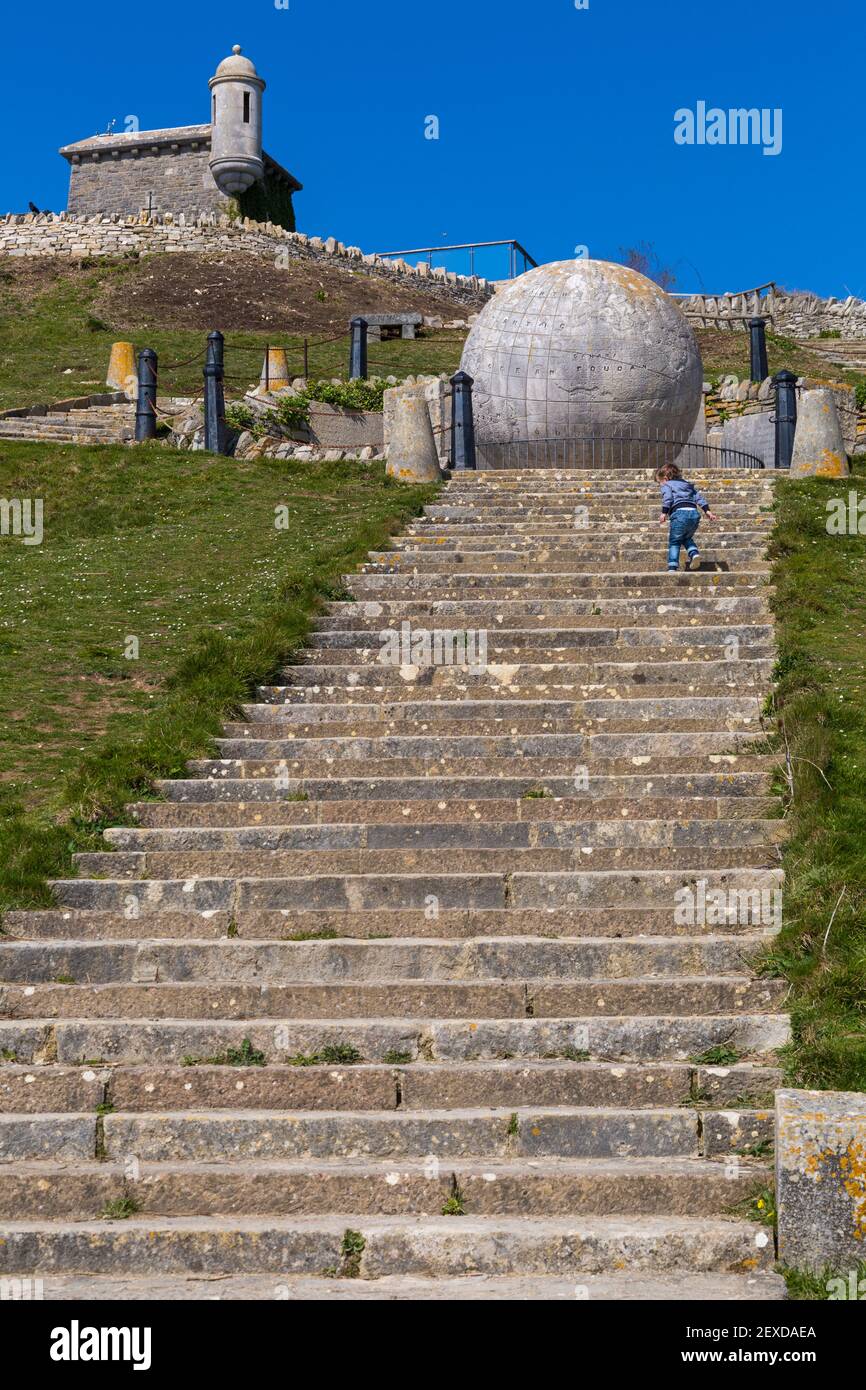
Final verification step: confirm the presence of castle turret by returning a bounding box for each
[208,45,265,196]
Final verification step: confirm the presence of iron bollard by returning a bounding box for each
[749,316,769,383]
[450,370,477,472]
[134,348,158,442]
[204,330,227,455]
[349,317,368,380]
[772,369,798,470]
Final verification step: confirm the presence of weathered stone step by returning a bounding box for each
[0,935,775,985]
[3,903,779,941]
[89,1105,773,1162]
[361,553,770,575]
[73,844,781,879]
[0,1156,772,1220]
[0,976,788,1021]
[392,534,772,552]
[0,1060,782,1114]
[101,818,784,853]
[156,767,775,803]
[296,643,775,668]
[345,574,770,599]
[0,1214,776,1278]
[0,1012,789,1065]
[318,599,773,625]
[18,1271,786,1300]
[51,866,784,913]
[260,659,775,695]
[127,794,779,828]
[307,622,774,650]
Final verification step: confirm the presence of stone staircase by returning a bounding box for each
[0,401,135,445]
[0,466,790,1301]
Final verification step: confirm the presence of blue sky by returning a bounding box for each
[6,0,862,295]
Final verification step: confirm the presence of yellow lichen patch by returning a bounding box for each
[813,450,848,478]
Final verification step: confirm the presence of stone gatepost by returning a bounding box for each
[776,1089,866,1277]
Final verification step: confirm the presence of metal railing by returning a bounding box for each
[474,432,764,471]
[374,239,537,280]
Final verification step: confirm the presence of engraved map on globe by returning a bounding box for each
[460,259,703,447]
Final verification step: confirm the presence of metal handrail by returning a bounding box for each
[374,239,537,279]
[474,434,764,471]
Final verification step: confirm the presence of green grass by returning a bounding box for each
[766,459,866,1090]
[0,261,465,411]
[781,1261,866,1300]
[0,441,435,915]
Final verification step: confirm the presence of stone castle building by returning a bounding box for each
[59,46,301,229]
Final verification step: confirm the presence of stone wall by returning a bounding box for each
[0,211,494,306]
[677,284,866,340]
[67,146,224,221]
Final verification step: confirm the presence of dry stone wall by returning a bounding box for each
[0,211,493,307]
[678,285,866,340]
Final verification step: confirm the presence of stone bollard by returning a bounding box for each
[790,388,849,478]
[777,1089,866,1276]
[259,347,290,395]
[107,341,137,398]
[385,385,442,482]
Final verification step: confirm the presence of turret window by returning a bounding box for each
[243,92,250,123]
[212,95,216,121]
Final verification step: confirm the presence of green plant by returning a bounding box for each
[184,1038,266,1067]
[339,1228,365,1278]
[690,1044,741,1066]
[506,1112,519,1136]
[224,402,256,434]
[442,1192,465,1216]
[101,1196,140,1220]
[382,1050,413,1065]
[262,395,311,434]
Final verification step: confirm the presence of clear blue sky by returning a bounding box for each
[6,0,862,294]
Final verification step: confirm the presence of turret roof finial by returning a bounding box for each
[232,44,242,54]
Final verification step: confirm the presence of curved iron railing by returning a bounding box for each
[474,433,764,471]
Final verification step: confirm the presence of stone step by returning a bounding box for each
[318,598,773,624]
[306,623,774,649]
[258,658,775,694]
[361,554,770,574]
[3,904,780,941]
[236,695,770,726]
[50,866,784,913]
[0,1012,790,1065]
[345,572,770,596]
[87,1106,773,1163]
[156,768,775,803]
[0,1060,782,1114]
[0,977,788,1021]
[16,1271,786,1300]
[101,818,785,852]
[294,645,776,668]
[0,1156,773,1219]
[73,845,781,879]
[393,533,772,551]
[0,935,776,985]
[127,795,779,828]
[0,1214,776,1278]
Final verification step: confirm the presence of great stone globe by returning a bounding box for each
[460,259,703,461]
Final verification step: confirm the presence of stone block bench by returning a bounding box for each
[361,312,423,342]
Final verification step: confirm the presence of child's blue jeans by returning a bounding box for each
[667,508,701,569]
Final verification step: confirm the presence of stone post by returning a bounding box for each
[134,348,158,442]
[349,317,368,381]
[790,389,850,478]
[107,341,137,398]
[204,330,227,455]
[772,370,798,470]
[450,370,477,472]
[749,317,769,383]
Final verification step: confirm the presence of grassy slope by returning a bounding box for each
[0,441,435,913]
[766,459,866,1092]
[697,328,866,393]
[0,259,467,412]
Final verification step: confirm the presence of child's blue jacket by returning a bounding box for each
[660,478,709,516]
